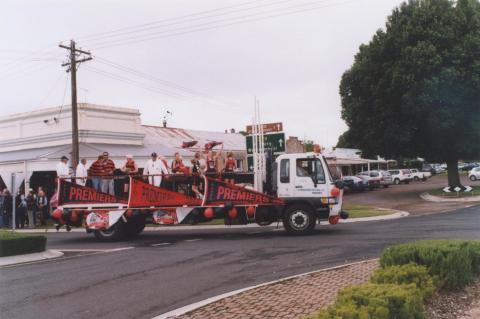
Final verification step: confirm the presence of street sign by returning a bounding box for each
[443,187,451,193]
[465,186,473,192]
[246,122,283,135]
[246,132,286,155]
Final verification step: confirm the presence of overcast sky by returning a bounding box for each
[0,0,404,147]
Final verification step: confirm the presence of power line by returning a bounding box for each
[83,65,188,98]
[94,56,207,97]
[75,0,271,42]
[90,0,355,50]
[82,0,302,46]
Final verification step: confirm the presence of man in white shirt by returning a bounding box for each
[143,152,168,187]
[56,156,71,181]
[76,158,88,186]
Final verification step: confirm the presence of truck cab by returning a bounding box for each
[272,153,345,234]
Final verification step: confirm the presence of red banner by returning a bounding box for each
[128,178,202,207]
[58,180,127,206]
[203,178,284,206]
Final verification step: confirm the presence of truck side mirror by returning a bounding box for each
[334,180,344,189]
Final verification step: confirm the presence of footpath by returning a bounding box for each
[157,260,378,319]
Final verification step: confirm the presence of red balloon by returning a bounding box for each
[329,215,340,225]
[228,207,238,219]
[246,206,255,217]
[330,187,340,197]
[51,208,63,220]
[204,207,214,219]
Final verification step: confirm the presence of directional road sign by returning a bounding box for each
[246,122,283,135]
[246,132,286,155]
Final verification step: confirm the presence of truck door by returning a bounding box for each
[291,158,327,198]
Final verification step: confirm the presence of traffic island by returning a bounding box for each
[0,231,46,257]
[0,231,63,267]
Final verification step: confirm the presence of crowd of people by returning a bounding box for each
[57,147,237,197]
[0,187,50,229]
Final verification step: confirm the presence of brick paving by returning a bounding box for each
[173,259,379,319]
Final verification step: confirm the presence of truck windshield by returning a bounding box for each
[296,158,325,184]
[322,156,335,183]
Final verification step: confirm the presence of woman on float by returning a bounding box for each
[190,152,204,199]
[171,152,186,174]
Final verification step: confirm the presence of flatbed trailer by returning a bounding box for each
[52,153,347,241]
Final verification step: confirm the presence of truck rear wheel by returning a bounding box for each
[94,219,127,242]
[283,205,316,235]
[126,215,146,237]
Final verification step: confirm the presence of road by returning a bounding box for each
[1,204,479,319]
[344,174,476,214]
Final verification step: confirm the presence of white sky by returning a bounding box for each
[0,0,403,147]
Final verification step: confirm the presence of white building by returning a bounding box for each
[0,103,246,193]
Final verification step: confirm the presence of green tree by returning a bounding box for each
[339,0,480,187]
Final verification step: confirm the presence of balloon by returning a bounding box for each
[246,206,255,217]
[228,207,238,219]
[330,187,340,197]
[204,207,214,219]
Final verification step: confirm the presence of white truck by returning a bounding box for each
[53,152,348,241]
[409,169,431,181]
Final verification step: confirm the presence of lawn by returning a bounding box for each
[427,185,480,197]
[342,204,393,218]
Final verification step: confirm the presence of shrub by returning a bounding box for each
[380,240,480,290]
[0,231,46,257]
[315,283,424,319]
[371,263,434,299]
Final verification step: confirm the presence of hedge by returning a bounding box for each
[0,231,46,257]
[380,240,480,289]
[312,240,480,319]
[316,283,425,319]
[371,263,434,299]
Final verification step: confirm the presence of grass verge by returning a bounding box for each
[342,204,393,218]
[0,231,46,257]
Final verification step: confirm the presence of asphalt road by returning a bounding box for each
[1,204,479,319]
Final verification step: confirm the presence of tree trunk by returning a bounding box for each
[446,158,462,188]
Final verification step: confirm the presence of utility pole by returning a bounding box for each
[59,40,92,169]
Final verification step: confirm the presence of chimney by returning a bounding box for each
[162,119,167,128]
[230,128,235,133]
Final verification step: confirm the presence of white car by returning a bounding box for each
[469,167,480,181]
[409,169,431,181]
[388,169,413,185]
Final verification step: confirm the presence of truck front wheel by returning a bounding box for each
[283,205,316,235]
[93,219,127,242]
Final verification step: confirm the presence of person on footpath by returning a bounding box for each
[56,156,72,181]
[26,189,36,228]
[75,158,88,186]
[120,154,138,193]
[15,190,27,229]
[143,152,168,187]
[100,152,116,195]
[1,190,13,228]
[88,155,104,191]
[0,190,6,228]
[35,189,48,226]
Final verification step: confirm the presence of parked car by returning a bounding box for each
[342,176,366,192]
[388,169,413,185]
[358,170,393,188]
[409,169,431,181]
[422,163,445,175]
[460,163,479,172]
[469,167,480,181]
[355,174,379,190]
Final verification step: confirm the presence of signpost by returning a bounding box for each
[246,133,285,155]
[246,121,285,171]
[246,122,283,135]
